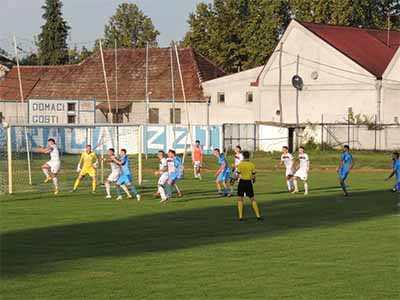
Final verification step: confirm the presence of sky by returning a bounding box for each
[0,0,211,55]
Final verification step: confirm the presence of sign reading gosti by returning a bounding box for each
[28,99,96,124]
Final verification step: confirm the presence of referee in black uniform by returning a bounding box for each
[236,151,263,221]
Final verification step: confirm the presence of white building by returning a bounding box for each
[203,20,400,125]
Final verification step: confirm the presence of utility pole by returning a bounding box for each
[295,54,300,150]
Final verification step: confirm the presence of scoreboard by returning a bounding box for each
[28,99,96,125]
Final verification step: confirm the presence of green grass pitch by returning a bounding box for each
[1,151,399,299]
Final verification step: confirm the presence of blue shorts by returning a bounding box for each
[169,172,180,182]
[117,174,132,185]
[396,181,400,191]
[339,168,349,181]
[217,169,230,182]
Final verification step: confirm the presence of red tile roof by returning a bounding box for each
[299,21,400,78]
[0,47,225,104]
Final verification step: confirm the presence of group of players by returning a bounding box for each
[39,137,400,220]
[39,140,141,201]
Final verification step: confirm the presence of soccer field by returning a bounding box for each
[1,152,399,299]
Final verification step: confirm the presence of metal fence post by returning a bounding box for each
[374,115,377,151]
[347,117,350,146]
[321,114,324,150]
[253,123,257,156]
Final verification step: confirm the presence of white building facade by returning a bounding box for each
[203,20,400,126]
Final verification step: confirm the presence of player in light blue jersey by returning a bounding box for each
[115,149,141,201]
[164,149,184,200]
[213,148,231,196]
[386,152,400,193]
[337,145,354,197]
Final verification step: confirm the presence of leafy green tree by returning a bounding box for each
[20,53,39,65]
[243,0,291,69]
[37,0,70,65]
[0,47,11,58]
[67,46,93,64]
[291,0,400,29]
[183,3,215,60]
[103,3,159,48]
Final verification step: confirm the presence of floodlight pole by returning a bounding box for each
[170,43,176,142]
[114,39,119,116]
[278,43,283,124]
[174,42,192,164]
[295,54,300,151]
[99,39,113,123]
[13,35,32,185]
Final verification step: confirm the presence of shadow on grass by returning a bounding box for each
[1,190,397,278]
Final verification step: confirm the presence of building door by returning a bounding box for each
[288,128,294,152]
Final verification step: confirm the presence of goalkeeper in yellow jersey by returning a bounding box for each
[236,151,263,222]
[70,145,98,193]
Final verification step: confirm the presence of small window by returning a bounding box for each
[246,92,253,103]
[149,108,159,124]
[170,108,181,124]
[68,115,76,124]
[67,103,76,112]
[217,92,225,103]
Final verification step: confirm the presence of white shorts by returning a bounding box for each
[46,160,60,174]
[194,161,202,168]
[158,172,169,185]
[107,171,121,183]
[230,168,239,180]
[294,169,308,181]
[285,168,294,177]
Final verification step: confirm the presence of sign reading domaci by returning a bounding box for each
[28,99,96,124]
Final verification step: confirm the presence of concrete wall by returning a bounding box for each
[127,101,208,125]
[0,101,28,123]
[382,49,400,124]
[202,67,263,124]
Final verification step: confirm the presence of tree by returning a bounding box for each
[290,0,400,29]
[243,0,291,69]
[37,0,70,65]
[0,47,11,59]
[183,0,254,73]
[183,3,215,60]
[20,53,39,65]
[67,46,93,64]
[103,3,159,48]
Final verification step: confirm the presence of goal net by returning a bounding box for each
[1,124,142,194]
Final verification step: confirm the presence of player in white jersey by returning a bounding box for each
[280,146,295,192]
[102,148,121,199]
[292,146,310,195]
[154,150,169,203]
[229,145,244,196]
[38,138,60,195]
